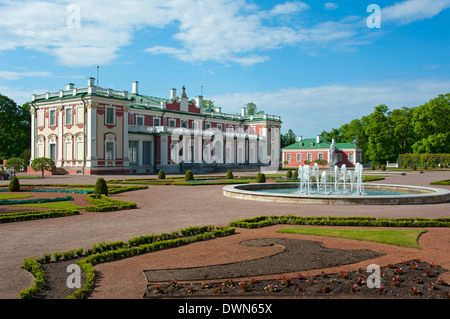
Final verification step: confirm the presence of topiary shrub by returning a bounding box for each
[292,170,298,180]
[226,170,234,179]
[412,164,417,171]
[286,169,292,178]
[185,170,194,181]
[381,165,386,171]
[94,178,108,195]
[158,170,166,179]
[8,176,20,192]
[256,172,266,183]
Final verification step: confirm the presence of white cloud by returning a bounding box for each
[211,79,450,136]
[324,3,339,11]
[382,0,450,24]
[269,1,309,16]
[0,70,84,80]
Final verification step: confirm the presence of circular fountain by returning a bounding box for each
[223,144,450,205]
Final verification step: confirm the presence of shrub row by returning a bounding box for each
[0,196,73,205]
[0,209,80,223]
[398,153,450,168]
[430,179,450,185]
[20,225,236,299]
[17,258,45,299]
[85,194,137,212]
[229,215,450,229]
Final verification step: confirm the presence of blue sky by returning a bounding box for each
[0,0,449,137]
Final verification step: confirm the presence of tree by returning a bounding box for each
[246,102,258,115]
[30,157,55,178]
[4,157,23,176]
[280,129,297,148]
[202,99,216,111]
[9,176,20,192]
[411,93,450,154]
[0,95,31,159]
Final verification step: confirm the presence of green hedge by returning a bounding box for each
[430,179,450,185]
[398,153,450,168]
[229,215,450,229]
[0,209,80,223]
[0,196,73,206]
[20,225,236,299]
[85,194,137,212]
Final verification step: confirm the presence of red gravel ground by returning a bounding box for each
[0,170,449,300]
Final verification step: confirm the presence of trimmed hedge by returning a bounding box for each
[0,209,80,223]
[0,196,73,205]
[229,215,450,229]
[20,225,236,299]
[85,194,137,212]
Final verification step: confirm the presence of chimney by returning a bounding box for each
[316,135,320,143]
[196,95,203,109]
[65,83,75,90]
[298,136,302,142]
[132,81,139,94]
[332,138,335,144]
[170,88,176,99]
[87,77,95,87]
[215,107,222,113]
[241,107,246,116]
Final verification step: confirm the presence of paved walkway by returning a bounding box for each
[0,170,449,299]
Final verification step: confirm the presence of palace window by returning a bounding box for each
[49,109,56,126]
[106,107,115,125]
[65,107,72,125]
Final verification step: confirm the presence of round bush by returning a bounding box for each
[256,172,266,183]
[226,170,234,179]
[286,170,292,178]
[8,176,20,192]
[94,178,108,195]
[158,170,166,179]
[185,170,194,181]
[381,165,386,171]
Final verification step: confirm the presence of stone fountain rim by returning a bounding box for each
[222,183,450,205]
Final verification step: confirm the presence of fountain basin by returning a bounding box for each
[223,183,450,205]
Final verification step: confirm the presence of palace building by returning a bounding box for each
[28,78,282,175]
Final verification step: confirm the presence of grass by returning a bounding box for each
[0,193,33,200]
[430,179,450,185]
[12,201,83,210]
[277,227,427,249]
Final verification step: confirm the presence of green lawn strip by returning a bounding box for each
[430,179,450,185]
[277,227,426,249]
[11,201,83,210]
[0,193,33,200]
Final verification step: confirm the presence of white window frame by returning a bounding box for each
[136,115,144,126]
[105,106,115,125]
[153,117,161,126]
[168,119,176,127]
[286,153,291,162]
[65,107,72,125]
[318,153,323,160]
[337,153,342,162]
[296,153,301,162]
[205,122,211,130]
[307,153,312,162]
[49,109,56,126]
[217,123,222,131]
[349,153,354,163]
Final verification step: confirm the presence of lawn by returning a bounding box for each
[11,201,84,210]
[0,193,33,200]
[277,227,427,249]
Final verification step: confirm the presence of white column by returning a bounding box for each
[160,135,168,166]
[86,106,97,166]
[30,109,36,161]
[58,107,63,166]
[123,109,129,166]
[138,139,143,166]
